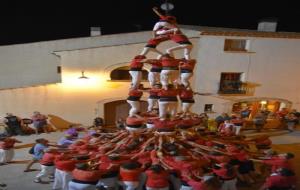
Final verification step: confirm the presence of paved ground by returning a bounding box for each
[0,129,299,190]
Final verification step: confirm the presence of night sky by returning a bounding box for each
[0,0,299,45]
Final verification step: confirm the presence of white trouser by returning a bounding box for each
[166,44,193,60]
[146,123,155,129]
[234,125,242,135]
[0,148,14,163]
[146,187,169,190]
[68,181,96,190]
[181,102,194,113]
[221,178,237,190]
[36,164,55,179]
[147,98,158,112]
[180,73,193,87]
[169,175,181,190]
[97,177,118,190]
[160,70,179,88]
[127,100,140,117]
[119,181,139,190]
[179,185,193,190]
[159,101,178,119]
[148,72,160,86]
[53,168,72,190]
[129,71,142,89]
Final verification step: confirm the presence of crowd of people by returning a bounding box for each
[0,111,49,137]
[0,123,297,190]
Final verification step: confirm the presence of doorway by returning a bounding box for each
[104,100,148,125]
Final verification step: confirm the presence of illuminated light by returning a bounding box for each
[78,71,89,79]
[58,71,110,91]
[260,100,267,104]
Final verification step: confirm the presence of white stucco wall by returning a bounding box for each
[0,31,199,125]
[1,28,300,124]
[193,35,300,116]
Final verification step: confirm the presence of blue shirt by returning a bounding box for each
[57,137,75,147]
[33,143,47,160]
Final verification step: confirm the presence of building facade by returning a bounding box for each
[0,26,299,125]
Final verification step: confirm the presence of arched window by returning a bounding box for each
[110,66,148,81]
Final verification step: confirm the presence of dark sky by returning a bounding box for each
[0,0,299,45]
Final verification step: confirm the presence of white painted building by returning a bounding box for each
[0,25,300,125]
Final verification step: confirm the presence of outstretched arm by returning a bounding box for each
[152,7,164,18]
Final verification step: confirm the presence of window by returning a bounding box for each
[57,66,61,74]
[110,66,148,81]
[204,104,213,112]
[219,72,246,94]
[224,39,249,52]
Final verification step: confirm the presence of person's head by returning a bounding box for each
[75,163,89,170]
[33,111,40,115]
[36,138,48,145]
[121,161,141,170]
[167,84,174,89]
[91,133,101,138]
[75,155,90,161]
[149,164,164,173]
[279,152,294,159]
[6,113,13,117]
[108,153,120,161]
[153,83,162,89]
[145,144,155,151]
[163,142,177,152]
[209,151,223,156]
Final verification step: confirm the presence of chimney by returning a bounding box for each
[90,27,101,36]
[257,19,277,32]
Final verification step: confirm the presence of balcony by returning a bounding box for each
[218,80,257,96]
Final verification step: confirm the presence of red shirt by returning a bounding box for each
[145,170,169,188]
[136,151,152,165]
[126,117,144,126]
[180,59,196,71]
[161,56,180,67]
[130,59,144,69]
[158,89,178,98]
[99,155,131,172]
[149,88,161,97]
[128,89,143,97]
[55,156,77,172]
[153,119,179,130]
[207,155,230,164]
[263,157,293,172]
[263,174,296,188]
[179,89,194,100]
[231,150,249,162]
[119,168,142,181]
[0,138,17,149]
[40,152,57,165]
[163,156,193,171]
[213,165,236,180]
[177,118,194,128]
[147,59,162,69]
[72,168,102,182]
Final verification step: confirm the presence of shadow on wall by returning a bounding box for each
[48,114,80,131]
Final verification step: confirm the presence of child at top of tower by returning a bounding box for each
[140,7,193,60]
